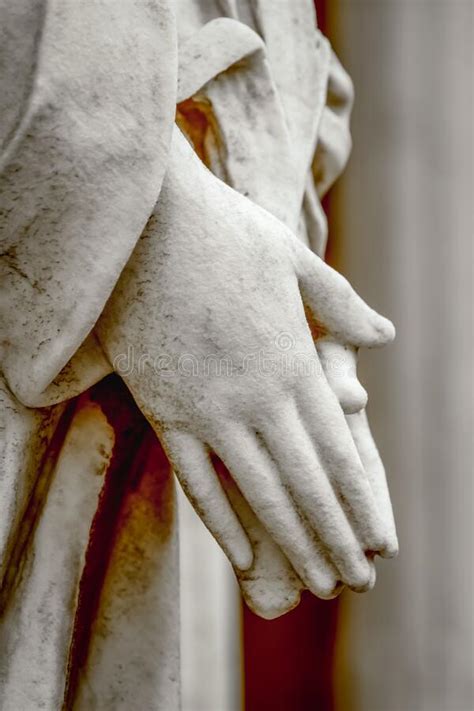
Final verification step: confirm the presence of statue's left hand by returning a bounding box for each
[224,342,398,618]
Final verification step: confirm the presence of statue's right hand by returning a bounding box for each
[96,127,395,603]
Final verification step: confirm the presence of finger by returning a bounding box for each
[317,338,368,414]
[213,458,306,619]
[346,410,399,558]
[160,429,253,571]
[290,240,395,348]
[209,424,341,600]
[296,375,391,558]
[316,341,398,557]
[257,401,375,592]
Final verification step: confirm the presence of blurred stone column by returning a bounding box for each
[327,2,473,710]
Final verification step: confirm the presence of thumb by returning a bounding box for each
[294,244,395,348]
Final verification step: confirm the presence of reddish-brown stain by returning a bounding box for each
[0,398,77,616]
[63,375,158,708]
[177,97,224,169]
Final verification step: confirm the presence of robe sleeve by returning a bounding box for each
[0,0,177,406]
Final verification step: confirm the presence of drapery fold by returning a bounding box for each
[0,0,178,407]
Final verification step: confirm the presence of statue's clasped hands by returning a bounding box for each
[97,128,397,616]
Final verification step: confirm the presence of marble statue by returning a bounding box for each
[0,0,398,708]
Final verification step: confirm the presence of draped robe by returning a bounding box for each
[0,2,357,708]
